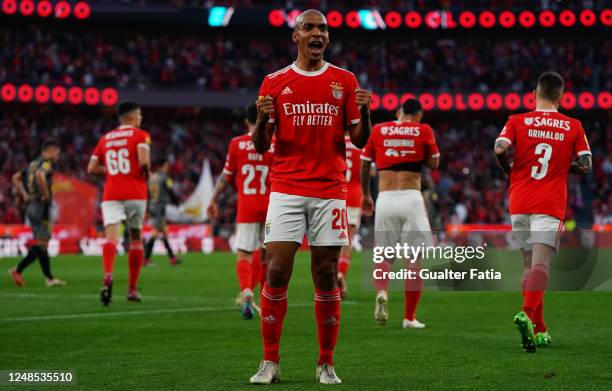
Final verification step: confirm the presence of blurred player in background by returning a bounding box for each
[87,101,152,306]
[144,157,181,266]
[249,9,371,385]
[495,72,591,352]
[361,99,439,329]
[337,134,362,299]
[9,140,66,287]
[207,103,273,320]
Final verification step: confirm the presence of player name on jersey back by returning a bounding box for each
[92,126,151,201]
[497,110,591,220]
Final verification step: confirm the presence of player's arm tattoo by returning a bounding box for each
[494,139,512,177]
[349,106,372,149]
[360,160,372,197]
[210,172,228,202]
[11,171,28,200]
[570,154,592,175]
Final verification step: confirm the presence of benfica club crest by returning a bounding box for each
[524,117,534,126]
[330,82,343,100]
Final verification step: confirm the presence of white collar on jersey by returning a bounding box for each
[118,125,134,129]
[291,61,330,76]
[535,108,558,112]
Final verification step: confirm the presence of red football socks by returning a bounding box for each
[522,264,550,320]
[404,267,423,321]
[236,259,252,292]
[338,256,350,275]
[128,241,144,290]
[102,240,117,275]
[314,288,341,366]
[250,251,261,290]
[260,284,288,363]
[533,300,547,333]
[374,261,391,292]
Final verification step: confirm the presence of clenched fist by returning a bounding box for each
[355,88,372,111]
[256,95,274,122]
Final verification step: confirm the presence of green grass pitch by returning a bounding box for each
[1,252,611,390]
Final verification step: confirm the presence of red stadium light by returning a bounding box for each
[268,9,285,27]
[382,93,399,111]
[504,93,521,110]
[578,92,595,109]
[2,0,17,15]
[522,93,536,110]
[326,11,342,28]
[384,11,402,29]
[499,11,516,28]
[467,93,484,110]
[19,0,35,16]
[405,11,422,28]
[419,93,435,110]
[1,83,16,101]
[34,85,50,103]
[579,10,596,26]
[51,86,67,104]
[459,11,476,28]
[425,11,441,29]
[68,87,83,104]
[55,1,71,19]
[74,2,91,20]
[559,10,576,27]
[601,9,612,26]
[518,11,536,28]
[437,93,453,111]
[539,10,556,27]
[478,11,496,28]
[345,11,361,28]
[37,0,52,18]
[560,92,576,109]
[597,92,612,109]
[85,88,100,105]
[400,93,415,104]
[101,88,119,106]
[455,94,467,110]
[370,93,380,111]
[18,84,33,102]
[486,93,503,110]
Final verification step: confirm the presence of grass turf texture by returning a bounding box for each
[1,252,611,390]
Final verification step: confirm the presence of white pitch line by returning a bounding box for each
[0,301,356,323]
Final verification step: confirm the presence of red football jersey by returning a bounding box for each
[91,125,151,201]
[496,109,591,220]
[223,133,274,223]
[258,62,361,199]
[361,120,439,170]
[345,135,362,208]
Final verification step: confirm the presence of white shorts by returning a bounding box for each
[375,190,433,248]
[347,207,361,228]
[265,192,349,247]
[101,200,146,229]
[511,214,563,251]
[235,222,265,252]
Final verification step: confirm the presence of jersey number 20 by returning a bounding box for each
[531,143,552,180]
[242,164,268,195]
[106,148,131,175]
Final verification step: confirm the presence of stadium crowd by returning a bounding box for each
[0,108,609,230]
[1,26,610,93]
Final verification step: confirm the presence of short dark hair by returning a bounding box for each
[42,139,60,151]
[537,72,564,102]
[401,98,422,115]
[245,103,258,125]
[117,101,140,117]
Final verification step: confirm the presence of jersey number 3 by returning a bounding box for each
[106,148,131,175]
[531,143,552,180]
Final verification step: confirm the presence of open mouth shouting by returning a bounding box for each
[308,40,325,56]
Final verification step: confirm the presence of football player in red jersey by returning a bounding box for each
[361,99,440,329]
[336,134,362,299]
[87,101,152,306]
[207,104,274,320]
[249,9,372,385]
[494,72,592,352]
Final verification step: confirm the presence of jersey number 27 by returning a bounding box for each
[242,164,268,195]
